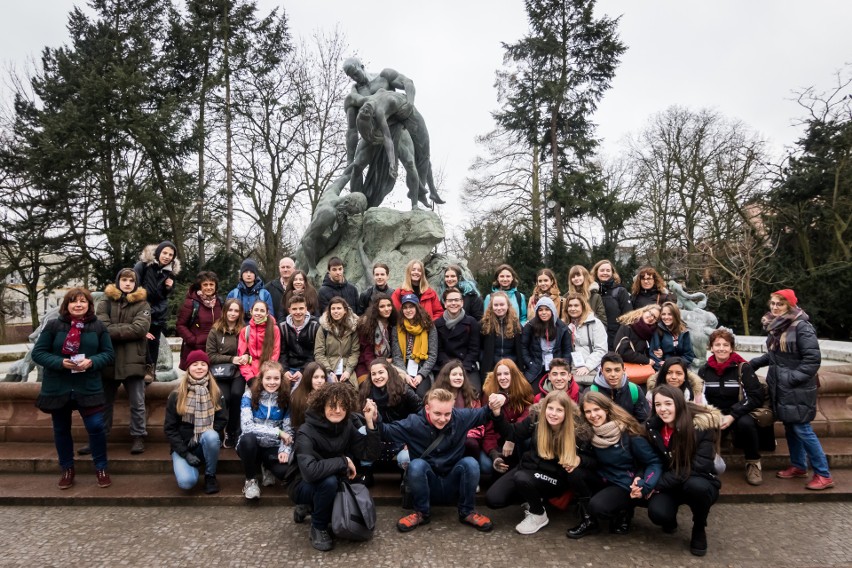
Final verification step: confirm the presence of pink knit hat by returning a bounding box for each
[772,289,798,307]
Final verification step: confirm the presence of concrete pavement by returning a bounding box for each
[0,503,849,567]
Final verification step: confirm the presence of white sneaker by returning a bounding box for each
[515,509,549,535]
[261,465,276,487]
[243,478,260,500]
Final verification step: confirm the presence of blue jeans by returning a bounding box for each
[51,402,108,471]
[785,422,831,477]
[291,475,338,530]
[407,456,479,517]
[478,450,493,475]
[172,429,221,489]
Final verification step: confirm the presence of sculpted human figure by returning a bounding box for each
[298,174,368,279]
[342,58,443,208]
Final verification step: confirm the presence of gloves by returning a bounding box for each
[184,453,201,467]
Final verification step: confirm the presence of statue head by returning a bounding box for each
[356,101,383,145]
[343,57,368,84]
[336,192,368,220]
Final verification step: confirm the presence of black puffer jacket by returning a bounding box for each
[317,274,359,314]
[133,243,180,326]
[699,358,763,419]
[597,279,632,348]
[645,409,722,491]
[750,311,821,424]
[278,317,320,371]
[163,390,227,457]
[285,410,380,487]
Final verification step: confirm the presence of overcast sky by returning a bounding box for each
[2,1,851,232]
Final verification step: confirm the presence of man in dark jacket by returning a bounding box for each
[134,240,180,381]
[434,287,481,392]
[227,258,275,321]
[378,388,497,533]
[266,256,295,320]
[279,295,320,388]
[318,257,359,313]
[357,262,395,315]
[588,352,649,423]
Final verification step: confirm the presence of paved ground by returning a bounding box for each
[1,502,849,567]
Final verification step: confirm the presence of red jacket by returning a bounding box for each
[534,374,580,404]
[175,289,222,370]
[482,395,531,457]
[238,316,281,381]
[392,287,444,321]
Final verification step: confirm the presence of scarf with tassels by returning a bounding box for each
[183,376,215,444]
[196,289,218,309]
[373,321,390,358]
[592,420,624,448]
[762,308,806,353]
[398,320,429,363]
[62,319,86,355]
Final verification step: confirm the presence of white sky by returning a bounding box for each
[2,1,851,234]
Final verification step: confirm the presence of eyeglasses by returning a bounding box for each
[445,298,463,303]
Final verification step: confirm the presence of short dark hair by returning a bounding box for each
[372,262,389,275]
[328,257,345,270]
[442,286,463,302]
[600,352,624,367]
[287,293,307,308]
[194,270,219,290]
[550,358,570,371]
[307,382,358,416]
[708,328,735,348]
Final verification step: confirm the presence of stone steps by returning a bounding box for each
[1,439,850,506]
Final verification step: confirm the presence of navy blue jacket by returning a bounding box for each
[591,432,662,496]
[520,319,572,383]
[378,406,493,476]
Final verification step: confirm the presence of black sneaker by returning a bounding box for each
[310,526,334,552]
[203,474,220,494]
[294,504,311,524]
[130,437,145,455]
[77,445,92,456]
[690,526,707,556]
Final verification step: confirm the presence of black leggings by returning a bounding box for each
[647,476,719,529]
[486,466,596,515]
[724,413,761,461]
[218,378,248,437]
[145,323,164,366]
[587,484,634,519]
[236,432,288,480]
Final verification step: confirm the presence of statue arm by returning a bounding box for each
[358,239,374,287]
[375,109,397,177]
[381,68,415,106]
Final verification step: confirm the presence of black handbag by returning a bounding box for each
[332,480,376,541]
[210,363,240,380]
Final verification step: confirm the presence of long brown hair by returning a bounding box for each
[581,390,644,437]
[567,265,593,297]
[285,270,319,314]
[249,361,290,412]
[481,359,533,415]
[290,361,328,430]
[433,360,477,407]
[660,301,687,333]
[212,298,245,334]
[356,293,397,340]
[650,384,716,478]
[249,300,277,363]
[358,359,409,408]
[480,291,520,337]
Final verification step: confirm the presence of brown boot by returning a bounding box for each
[144,364,155,384]
[745,460,763,486]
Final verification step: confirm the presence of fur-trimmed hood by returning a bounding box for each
[319,311,358,336]
[647,370,704,400]
[104,283,148,304]
[139,243,182,275]
[647,404,722,432]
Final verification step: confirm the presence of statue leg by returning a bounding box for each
[398,131,424,210]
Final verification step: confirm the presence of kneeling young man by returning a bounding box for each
[534,358,580,403]
[377,387,500,533]
[588,352,649,422]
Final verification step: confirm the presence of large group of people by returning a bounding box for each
[33,244,835,554]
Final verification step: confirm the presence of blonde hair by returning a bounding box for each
[176,371,222,416]
[567,265,593,298]
[425,387,454,404]
[564,292,592,325]
[401,259,431,293]
[617,304,662,325]
[536,391,578,466]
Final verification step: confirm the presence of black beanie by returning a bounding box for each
[154,241,177,265]
[240,259,260,280]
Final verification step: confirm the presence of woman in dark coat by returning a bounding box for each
[645,384,722,557]
[176,271,223,370]
[134,241,180,382]
[750,289,834,490]
[32,288,115,490]
[591,259,632,349]
[520,297,571,387]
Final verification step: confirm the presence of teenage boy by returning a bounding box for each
[588,352,649,422]
[266,256,296,320]
[533,358,580,403]
[434,287,482,392]
[357,262,395,315]
[378,388,501,534]
[279,295,320,388]
[227,258,274,322]
[318,257,359,313]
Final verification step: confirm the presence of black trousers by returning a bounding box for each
[486,465,595,515]
[647,476,719,529]
[587,483,633,519]
[145,323,164,366]
[235,432,288,480]
[218,378,246,437]
[724,413,761,460]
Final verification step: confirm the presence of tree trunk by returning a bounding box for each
[531,143,541,243]
[223,4,234,258]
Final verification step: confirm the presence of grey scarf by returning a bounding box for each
[443,308,466,331]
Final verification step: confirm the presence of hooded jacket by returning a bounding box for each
[318,273,360,314]
[134,242,181,326]
[646,369,705,405]
[590,371,649,423]
[175,286,223,370]
[285,410,380,488]
[314,311,360,382]
[645,407,722,491]
[392,286,443,321]
[589,429,661,496]
[520,297,572,383]
[278,315,320,372]
[237,389,293,454]
[750,309,821,424]
[227,259,274,321]
[649,324,695,369]
[96,282,151,380]
[568,313,608,373]
[238,316,281,381]
[535,373,581,404]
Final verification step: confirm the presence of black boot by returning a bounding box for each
[690,524,707,556]
[567,500,600,539]
[610,508,633,535]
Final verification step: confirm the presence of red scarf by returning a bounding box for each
[62,318,87,355]
[705,352,747,376]
[661,424,674,448]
